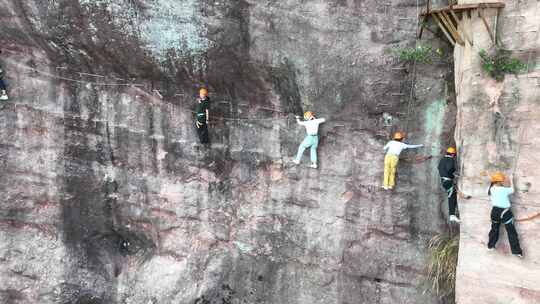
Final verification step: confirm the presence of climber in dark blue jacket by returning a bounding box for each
[195,88,210,144]
[0,50,8,101]
[438,147,460,223]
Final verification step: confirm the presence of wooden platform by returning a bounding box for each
[420,2,505,16]
[418,1,505,46]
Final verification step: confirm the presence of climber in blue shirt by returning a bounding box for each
[487,172,523,258]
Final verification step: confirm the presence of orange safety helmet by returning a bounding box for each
[491,172,506,183]
[304,111,314,120]
[199,88,208,97]
[393,132,404,140]
[447,147,457,154]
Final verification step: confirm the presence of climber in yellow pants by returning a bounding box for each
[383,154,400,189]
[382,132,424,190]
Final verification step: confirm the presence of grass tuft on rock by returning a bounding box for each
[479,48,527,81]
[393,45,437,64]
[426,233,459,303]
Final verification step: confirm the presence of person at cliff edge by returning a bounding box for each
[487,172,523,258]
[195,88,210,144]
[0,50,9,101]
[293,111,325,169]
[438,146,461,223]
[382,132,423,190]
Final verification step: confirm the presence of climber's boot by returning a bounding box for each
[0,90,8,101]
[449,215,461,223]
[309,163,317,169]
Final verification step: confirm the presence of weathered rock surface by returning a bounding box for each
[454,0,540,303]
[0,0,456,303]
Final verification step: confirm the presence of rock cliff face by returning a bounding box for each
[0,1,456,303]
[454,0,540,303]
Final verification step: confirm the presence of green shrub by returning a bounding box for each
[393,45,436,64]
[425,234,459,302]
[479,49,527,81]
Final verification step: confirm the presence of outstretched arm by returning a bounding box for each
[506,175,515,194]
[405,143,423,149]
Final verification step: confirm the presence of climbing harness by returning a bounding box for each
[500,208,513,224]
[491,207,514,225]
[440,177,455,198]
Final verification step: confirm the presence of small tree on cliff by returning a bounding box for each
[479,48,527,81]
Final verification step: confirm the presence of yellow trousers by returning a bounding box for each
[383,154,399,188]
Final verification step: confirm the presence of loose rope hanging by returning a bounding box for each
[404,0,421,134]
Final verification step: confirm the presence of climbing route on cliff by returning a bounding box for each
[1,0,539,303]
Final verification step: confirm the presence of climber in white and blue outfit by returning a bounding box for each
[293,111,325,169]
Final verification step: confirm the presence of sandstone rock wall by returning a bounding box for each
[454,0,540,303]
[1,0,456,303]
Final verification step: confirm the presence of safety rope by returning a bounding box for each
[172,102,291,122]
[17,64,144,87]
[2,56,293,122]
[516,211,540,223]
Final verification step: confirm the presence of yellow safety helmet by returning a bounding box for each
[393,132,404,140]
[199,88,208,97]
[304,111,314,120]
[447,147,457,154]
[491,172,506,183]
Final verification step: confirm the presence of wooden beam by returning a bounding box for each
[439,12,465,45]
[420,2,505,16]
[450,9,473,45]
[448,9,461,25]
[457,2,505,10]
[422,23,447,41]
[418,16,428,39]
[418,0,431,39]
[447,9,460,25]
[432,13,456,46]
[478,9,495,44]
[494,7,500,45]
